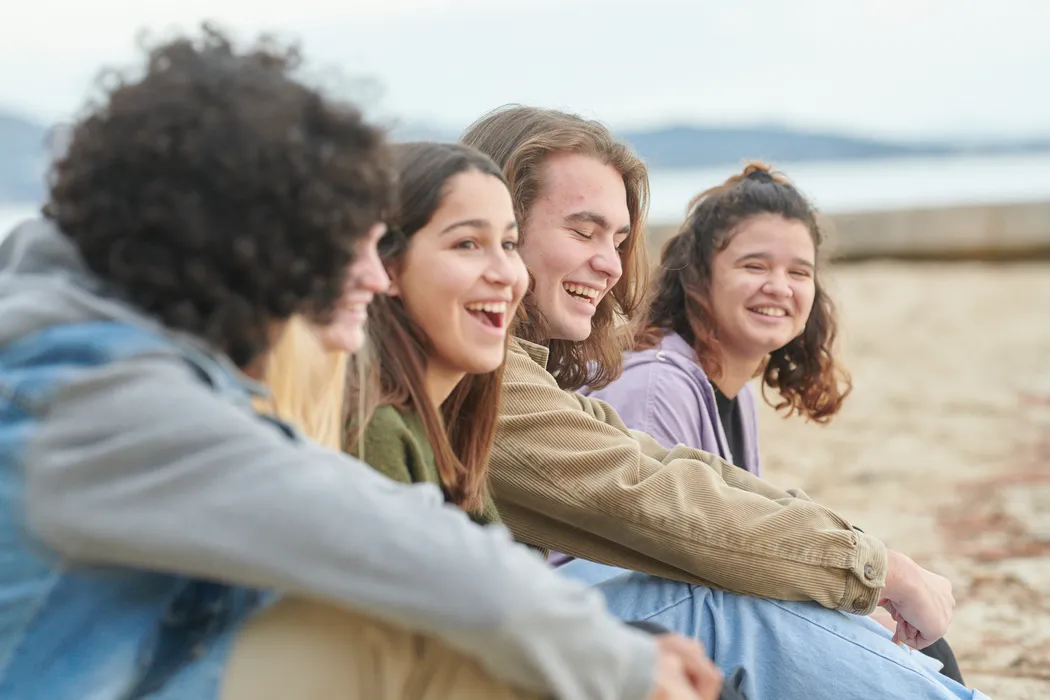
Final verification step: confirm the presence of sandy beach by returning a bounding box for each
[754,261,1050,699]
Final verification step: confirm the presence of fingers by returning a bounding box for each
[913,634,936,651]
[656,635,723,700]
[893,620,922,649]
[649,647,685,700]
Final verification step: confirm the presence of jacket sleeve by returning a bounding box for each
[24,352,656,700]
[491,343,887,614]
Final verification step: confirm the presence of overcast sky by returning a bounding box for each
[1,0,1045,140]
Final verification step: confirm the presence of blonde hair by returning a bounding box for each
[262,316,349,450]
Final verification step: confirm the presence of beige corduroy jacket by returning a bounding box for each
[490,338,887,614]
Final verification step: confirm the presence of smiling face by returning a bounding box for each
[709,213,817,364]
[516,152,631,342]
[315,221,390,353]
[390,169,527,385]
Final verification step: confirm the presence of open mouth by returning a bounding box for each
[465,301,508,329]
[748,306,788,318]
[562,282,600,306]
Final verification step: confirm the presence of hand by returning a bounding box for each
[880,550,955,649]
[646,633,722,700]
[868,606,897,633]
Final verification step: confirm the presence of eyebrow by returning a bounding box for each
[440,219,518,235]
[735,252,815,270]
[565,210,631,236]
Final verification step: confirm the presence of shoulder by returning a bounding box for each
[359,405,432,483]
[362,405,422,453]
[622,337,709,389]
[366,404,412,432]
[504,338,561,391]
[508,337,549,368]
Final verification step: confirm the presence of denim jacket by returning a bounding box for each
[0,319,269,698]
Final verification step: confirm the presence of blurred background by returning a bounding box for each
[1,1,1047,696]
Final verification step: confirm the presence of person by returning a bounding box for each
[0,27,705,700]
[346,141,527,527]
[349,140,726,699]
[462,105,987,699]
[582,161,966,685]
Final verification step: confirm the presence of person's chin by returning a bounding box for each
[746,336,789,357]
[328,327,364,354]
[556,321,593,343]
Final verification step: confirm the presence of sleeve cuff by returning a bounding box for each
[839,531,888,615]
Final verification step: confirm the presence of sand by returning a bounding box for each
[753,261,1050,699]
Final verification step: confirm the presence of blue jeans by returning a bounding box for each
[559,560,987,700]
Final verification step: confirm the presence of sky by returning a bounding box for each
[1,0,1047,140]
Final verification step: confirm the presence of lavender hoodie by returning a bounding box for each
[582,332,762,476]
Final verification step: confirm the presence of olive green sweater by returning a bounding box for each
[359,404,502,527]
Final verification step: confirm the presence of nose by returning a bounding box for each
[353,245,390,295]
[589,240,623,281]
[482,247,523,290]
[761,270,793,298]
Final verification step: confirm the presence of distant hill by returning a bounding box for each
[0,112,50,202]
[621,125,945,168]
[392,121,1050,168]
[4,109,1050,204]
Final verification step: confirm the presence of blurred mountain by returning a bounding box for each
[3,109,1050,203]
[0,111,50,202]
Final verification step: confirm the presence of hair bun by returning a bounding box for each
[744,165,775,184]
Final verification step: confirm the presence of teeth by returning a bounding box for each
[751,306,786,317]
[562,283,600,299]
[465,301,508,314]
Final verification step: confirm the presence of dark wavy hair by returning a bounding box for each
[636,162,851,422]
[43,25,394,368]
[462,105,650,391]
[345,142,508,514]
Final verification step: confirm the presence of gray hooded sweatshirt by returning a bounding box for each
[0,219,656,700]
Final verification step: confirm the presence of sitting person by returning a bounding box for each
[0,27,709,700]
[582,162,965,685]
[462,105,987,699]
[346,141,528,522]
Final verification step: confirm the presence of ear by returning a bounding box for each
[385,260,402,297]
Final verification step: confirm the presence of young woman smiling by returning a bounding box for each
[587,162,847,481]
[345,141,528,521]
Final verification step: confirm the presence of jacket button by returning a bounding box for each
[853,597,871,613]
[864,563,877,580]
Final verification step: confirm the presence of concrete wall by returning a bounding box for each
[648,199,1050,261]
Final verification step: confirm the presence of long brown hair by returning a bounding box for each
[345,142,509,513]
[636,162,851,422]
[462,105,650,391]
